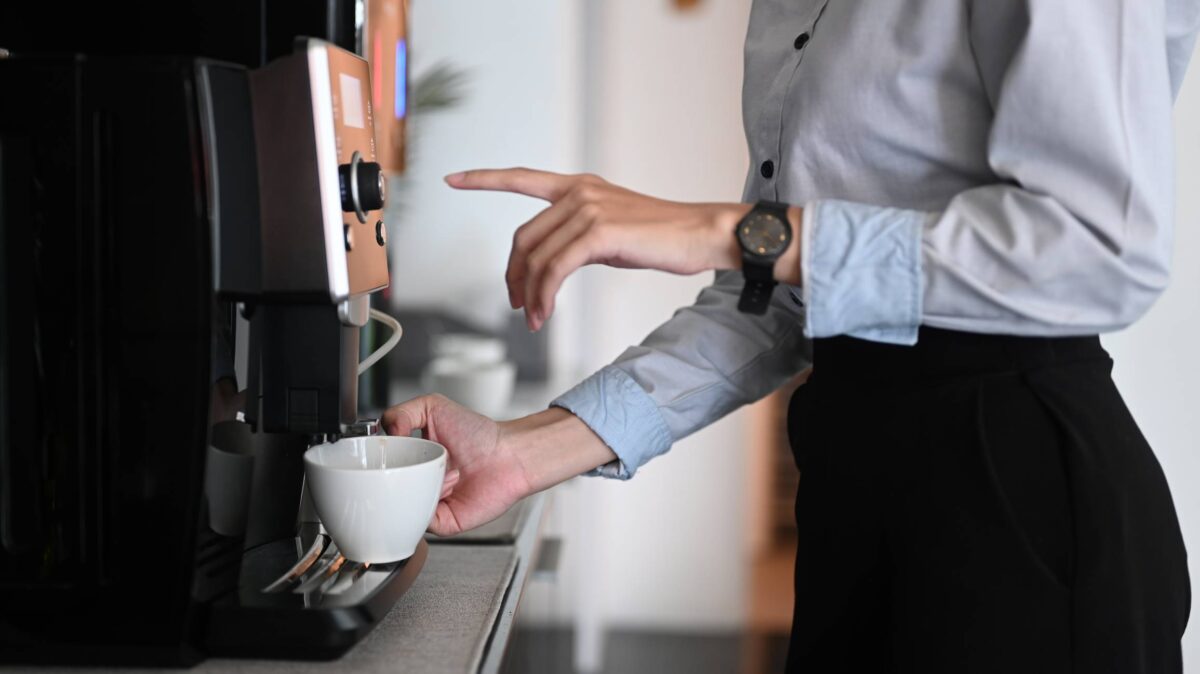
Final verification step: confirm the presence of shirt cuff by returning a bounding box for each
[550,365,674,480]
[801,199,926,346]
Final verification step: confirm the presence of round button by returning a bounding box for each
[343,224,354,251]
[794,33,810,50]
[760,160,775,179]
[375,220,387,247]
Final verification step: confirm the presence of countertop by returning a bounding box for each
[9,494,548,674]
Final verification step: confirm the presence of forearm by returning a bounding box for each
[499,407,617,494]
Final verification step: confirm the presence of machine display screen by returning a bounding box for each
[340,74,365,129]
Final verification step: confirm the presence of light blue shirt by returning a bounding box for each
[555,0,1200,479]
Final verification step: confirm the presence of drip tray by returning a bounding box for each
[205,526,426,660]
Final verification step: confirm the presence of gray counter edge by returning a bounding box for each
[475,492,547,674]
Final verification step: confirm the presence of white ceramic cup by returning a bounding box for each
[421,357,517,417]
[303,436,447,563]
[431,333,506,365]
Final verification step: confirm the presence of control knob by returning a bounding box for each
[338,150,386,223]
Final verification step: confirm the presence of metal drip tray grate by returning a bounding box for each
[204,529,427,659]
[256,531,370,596]
[238,528,399,605]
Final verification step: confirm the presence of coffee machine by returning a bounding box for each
[0,0,422,666]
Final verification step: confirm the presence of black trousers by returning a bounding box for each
[785,328,1190,673]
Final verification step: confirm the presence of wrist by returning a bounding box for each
[707,203,752,270]
[498,407,616,495]
[718,202,804,284]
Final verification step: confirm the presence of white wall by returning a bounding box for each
[395,0,756,651]
[1104,60,1200,669]
[567,0,755,632]
[516,7,758,671]
[387,0,583,338]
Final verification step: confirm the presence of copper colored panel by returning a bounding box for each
[324,42,391,296]
[250,41,391,302]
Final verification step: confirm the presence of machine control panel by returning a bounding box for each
[321,41,389,296]
[251,39,390,302]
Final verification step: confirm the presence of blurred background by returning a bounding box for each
[378,1,1200,672]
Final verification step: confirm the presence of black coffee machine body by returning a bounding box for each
[0,1,419,666]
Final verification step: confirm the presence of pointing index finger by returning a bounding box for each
[445,167,572,201]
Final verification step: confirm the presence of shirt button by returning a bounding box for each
[794,32,810,50]
[760,160,775,179]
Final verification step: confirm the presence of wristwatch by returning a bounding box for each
[736,201,793,315]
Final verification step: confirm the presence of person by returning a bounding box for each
[383,1,1198,670]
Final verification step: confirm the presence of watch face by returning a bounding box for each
[738,211,790,257]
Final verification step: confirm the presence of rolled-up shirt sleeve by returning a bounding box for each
[801,0,1177,344]
[553,271,812,479]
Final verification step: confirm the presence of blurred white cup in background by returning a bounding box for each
[431,333,507,365]
[421,356,517,418]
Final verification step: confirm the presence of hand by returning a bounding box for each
[446,168,777,331]
[382,395,618,536]
[382,394,529,536]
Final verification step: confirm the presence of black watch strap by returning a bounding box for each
[738,201,790,315]
[737,278,775,315]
